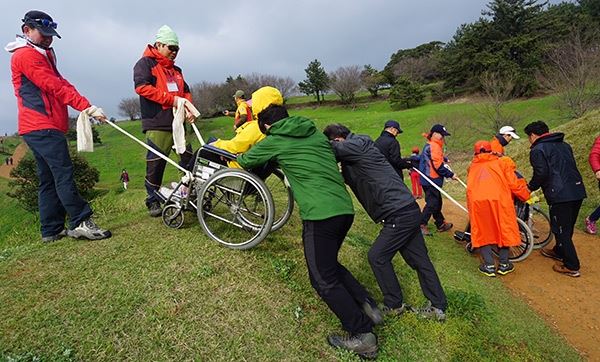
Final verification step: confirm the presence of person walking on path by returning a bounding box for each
[585,135,600,235]
[6,10,111,242]
[120,169,130,190]
[491,126,520,156]
[466,141,530,277]
[9,157,13,165]
[223,90,253,130]
[525,121,586,277]
[409,146,423,199]
[134,25,196,217]
[419,124,458,236]
[374,120,411,181]
[324,123,448,321]
[238,87,380,359]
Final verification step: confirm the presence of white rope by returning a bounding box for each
[412,167,469,214]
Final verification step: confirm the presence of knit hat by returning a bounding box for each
[251,86,284,117]
[155,25,179,46]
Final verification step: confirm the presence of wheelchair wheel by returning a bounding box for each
[263,168,294,232]
[162,204,184,229]
[492,218,534,262]
[197,168,274,250]
[529,205,553,249]
[465,241,474,254]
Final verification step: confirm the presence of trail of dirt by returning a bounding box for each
[426,199,600,360]
[0,142,28,179]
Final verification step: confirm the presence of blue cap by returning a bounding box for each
[384,120,402,133]
[430,124,451,136]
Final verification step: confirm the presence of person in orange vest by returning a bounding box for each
[223,90,253,130]
[418,124,457,236]
[491,126,520,156]
[466,141,530,277]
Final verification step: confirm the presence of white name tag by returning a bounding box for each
[167,81,179,92]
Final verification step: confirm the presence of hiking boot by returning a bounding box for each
[381,303,408,316]
[410,301,446,322]
[497,263,515,276]
[436,222,453,232]
[552,263,580,278]
[585,217,597,235]
[362,299,383,325]
[68,219,112,240]
[540,248,563,262]
[148,201,162,217]
[478,264,496,277]
[41,229,67,243]
[327,332,378,359]
[420,224,432,236]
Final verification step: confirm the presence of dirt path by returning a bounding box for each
[427,200,600,360]
[0,142,28,179]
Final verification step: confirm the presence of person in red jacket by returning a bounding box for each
[6,10,111,242]
[585,135,600,235]
[134,25,196,216]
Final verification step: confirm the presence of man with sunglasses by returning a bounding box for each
[6,10,111,242]
[134,25,196,217]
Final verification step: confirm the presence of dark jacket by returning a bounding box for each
[528,133,586,204]
[330,133,416,223]
[374,131,410,180]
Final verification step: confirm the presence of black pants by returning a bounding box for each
[421,184,445,228]
[550,200,582,270]
[479,245,509,265]
[369,203,447,310]
[302,214,373,334]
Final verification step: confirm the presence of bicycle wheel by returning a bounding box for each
[529,205,553,249]
[197,168,274,250]
[492,218,534,262]
[263,169,294,232]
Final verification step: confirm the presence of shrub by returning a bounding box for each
[389,77,426,110]
[7,152,100,213]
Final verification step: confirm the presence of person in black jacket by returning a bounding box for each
[324,123,447,321]
[374,120,411,181]
[525,121,586,277]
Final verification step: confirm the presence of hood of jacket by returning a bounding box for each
[142,44,174,69]
[267,115,316,138]
[531,132,564,148]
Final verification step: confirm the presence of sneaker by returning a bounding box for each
[585,217,597,235]
[497,263,515,276]
[478,264,496,277]
[541,248,563,262]
[410,301,446,322]
[68,219,112,240]
[41,229,68,243]
[552,263,580,277]
[327,332,378,359]
[420,224,432,236]
[436,222,453,232]
[362,299,383,325]
[381,303,408,316]
[148,201,162,217]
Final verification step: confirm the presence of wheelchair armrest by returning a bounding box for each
[202,144,237,161]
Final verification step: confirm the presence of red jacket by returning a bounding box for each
[9,40,91,135]
[133,45,192,132]
[590,136,600,173]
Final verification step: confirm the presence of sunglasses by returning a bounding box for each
[25,18,59,29]
[167,45,179,52]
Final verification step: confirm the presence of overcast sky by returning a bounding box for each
[0,0,566,134]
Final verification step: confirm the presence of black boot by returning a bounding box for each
[327,332,378,359]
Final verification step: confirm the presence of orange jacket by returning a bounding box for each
[466,153,530,248]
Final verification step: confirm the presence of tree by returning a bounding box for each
[118,97,141,120]
[298,59,329,103]
[244,73,297,100]
[8,153,99,213]
[361,65,386,98]
[476,71,521,132]
[383,41,444,84]
[388,77,426,110]
[329,65,362,105]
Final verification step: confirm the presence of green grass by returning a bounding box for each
[0,135,21,158]
[0,95,589,361]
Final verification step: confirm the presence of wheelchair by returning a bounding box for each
[159,144,294,250]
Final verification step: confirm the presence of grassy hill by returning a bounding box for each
[0,95,589,361]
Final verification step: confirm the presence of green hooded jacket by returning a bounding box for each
[237,116,354,221]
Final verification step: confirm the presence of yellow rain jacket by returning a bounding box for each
[212,120,266,168]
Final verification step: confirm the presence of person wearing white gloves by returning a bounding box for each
[6,10,111,242]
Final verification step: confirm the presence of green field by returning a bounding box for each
[1,94,594,361]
